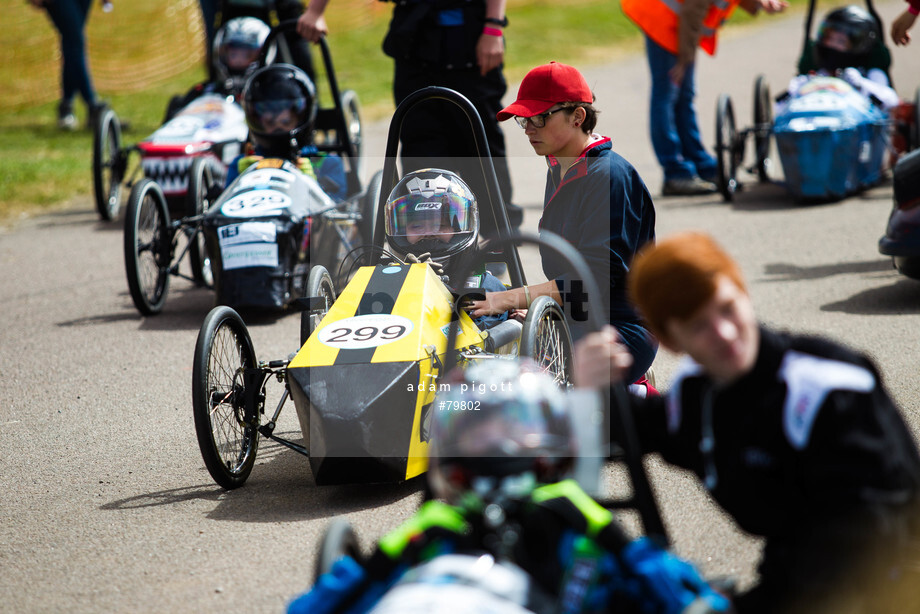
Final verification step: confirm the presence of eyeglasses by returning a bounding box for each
[514,107,567,129]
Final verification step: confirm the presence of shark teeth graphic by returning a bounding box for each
[141,156,194,195]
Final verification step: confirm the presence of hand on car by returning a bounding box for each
[466,290,515,317]
[297,9,328,43]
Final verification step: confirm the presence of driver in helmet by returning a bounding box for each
[384,169,512,328]
[287,360,732,614]
[224,63,347,201]
[163,17,271,121]
[780,6,899,113]
[212,16,270,95]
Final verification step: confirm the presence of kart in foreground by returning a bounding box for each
[123,29,365,315]
[712,0,918,203]
[191,87,577,489]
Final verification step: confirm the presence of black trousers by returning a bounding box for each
[393,60,516,238]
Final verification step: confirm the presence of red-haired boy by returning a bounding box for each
[575,231,920,613]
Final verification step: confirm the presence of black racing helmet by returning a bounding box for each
[384,169,479,263]
[242,64,317,159]
[212,17,271,93]
[427,360,576,507]
[815,5,881,72]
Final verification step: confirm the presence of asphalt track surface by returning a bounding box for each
[3,2,920,611]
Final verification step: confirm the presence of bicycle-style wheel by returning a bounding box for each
[93,104,124,221]
[186,157,219,287]
[313,519,361,583]
[124,179,172,315]
[753,75,773,182]
[715,93,739,202]
[192,306,260,489]
[341,89,363,178]
[520,296,574,387]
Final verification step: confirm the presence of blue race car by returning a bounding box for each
[712,0,917,203]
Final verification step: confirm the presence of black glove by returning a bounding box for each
[405,252,446,278]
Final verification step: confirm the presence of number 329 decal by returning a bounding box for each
[317,314,414,349]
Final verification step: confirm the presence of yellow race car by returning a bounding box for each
[191,88,576,489]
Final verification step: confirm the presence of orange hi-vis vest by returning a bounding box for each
[621,0,739,56]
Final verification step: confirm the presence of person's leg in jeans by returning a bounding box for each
[673,59,717,182]
[46,0,96,111]
[646,36,695,183]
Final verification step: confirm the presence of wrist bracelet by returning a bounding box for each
[910,5,920,16]
[483,26,503,37]
[523,285,531,308]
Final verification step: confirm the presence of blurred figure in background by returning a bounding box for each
[198,0,219,72]
[27,0,104,130]
[621,0,787,196]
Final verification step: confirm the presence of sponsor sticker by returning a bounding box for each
[218,221,276,247]
[317,314,414,349]
[220,242,279,270]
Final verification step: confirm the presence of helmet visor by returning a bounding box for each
[385,192,474,246]
[249,97,307,134]
[220,42,260,74]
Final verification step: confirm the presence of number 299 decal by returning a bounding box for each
[317,314,414,349]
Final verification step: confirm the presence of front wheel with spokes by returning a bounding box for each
[715,93,740,202]
[753,75,773,182]
[93,104,124,221]
[186,156,219,287]
[520,296,574,387]
[124,179,172,315]
[192,306,260,489]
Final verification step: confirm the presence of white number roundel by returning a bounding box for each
[221,190,292,218]
[317,314,414,349]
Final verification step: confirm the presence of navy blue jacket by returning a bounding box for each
[539,137,655,330]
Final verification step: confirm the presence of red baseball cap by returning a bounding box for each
[497,62,593,122]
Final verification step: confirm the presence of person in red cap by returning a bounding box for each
[467,61,658,386]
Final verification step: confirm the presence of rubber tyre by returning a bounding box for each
[124,179,172,315]
[520,295,574,387]
[341,89,363,178]
[715,94,739,202]
[192,306,260,490]
[186,157,218,287]
[753,75,773,182]
[301,265,336,346]
[911,87,920,152]
[314,519,360,583]
[894,256,920,280]
[93,105,124,221]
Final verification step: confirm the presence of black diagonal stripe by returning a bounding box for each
[334,264,411,365]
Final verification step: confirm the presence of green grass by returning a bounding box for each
[1,0,813,224]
